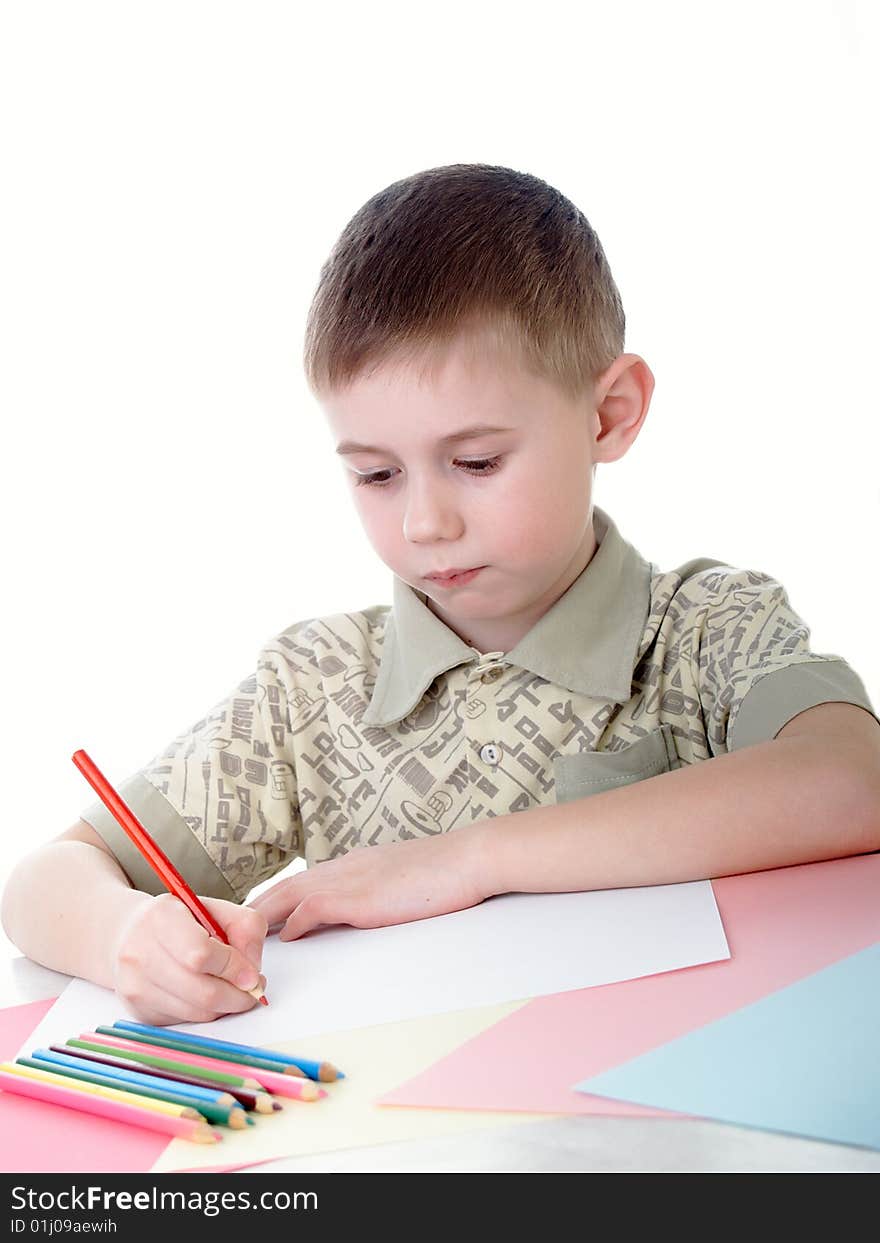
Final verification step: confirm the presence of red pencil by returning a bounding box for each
[72,748,268,1006]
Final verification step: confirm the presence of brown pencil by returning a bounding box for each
[48,1044,280,1113]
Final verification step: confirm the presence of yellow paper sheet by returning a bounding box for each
[151,1000,558,1172]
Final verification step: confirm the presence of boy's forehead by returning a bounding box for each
[321,328,568,432]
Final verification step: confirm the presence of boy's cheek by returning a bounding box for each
[352,505,393,544]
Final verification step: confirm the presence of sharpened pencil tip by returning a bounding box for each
[259,994,269,1006]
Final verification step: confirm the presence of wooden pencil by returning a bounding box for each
[18,1057,249,1129]
[69,1036,264,1089]
[47,1045,280,1113]
[0,1064,219,1143]
[2,1061,196,1118]
[96,1025,300,1075]
[76,1033,324,1100]
[112,1020,344,1081]
[35,1048,236,1107]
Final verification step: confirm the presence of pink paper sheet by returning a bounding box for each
[0,997,171,1172]
[380,853,880,1116]
[0,997,256,1173]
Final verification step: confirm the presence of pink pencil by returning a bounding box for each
[0,1066,220,1143]
[77,1033,328,1101]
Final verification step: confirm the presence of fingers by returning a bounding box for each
[119,977,267,1026]
[201,897,268,967]
[113,893,268,1024]
[118,938,261,1023]
[248,852,373,929]
[248,877,308,929]
[156,899,265,993]
[152,926,263,1013]
[115,977,224,1026]
[114,955,256,1025]
[200,896,268,981]
[280,891,367,941]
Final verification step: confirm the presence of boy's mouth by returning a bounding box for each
[424,566,486,587]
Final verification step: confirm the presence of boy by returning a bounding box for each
[4,163,879,1025]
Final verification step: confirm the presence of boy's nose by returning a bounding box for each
[402,480,464,544]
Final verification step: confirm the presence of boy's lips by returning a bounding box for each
[424,566,486,587]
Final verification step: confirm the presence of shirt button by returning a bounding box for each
[480,666,503,683]
[480,743,501,766]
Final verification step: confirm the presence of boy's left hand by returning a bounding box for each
[247,832,487,940]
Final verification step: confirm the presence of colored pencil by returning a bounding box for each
[0,1065,218,1143]
[48,1044,280,1112]
[87,1032,323,1101]
[71,748,268,1006]
[68,1037,264,1088]
[1,1062,200,1118]
[71,1034,324,1101]
[113,1020,345,1081]
[97,1025,300,1075]
[19,1055,250,1128]
[34,1048,235,1107]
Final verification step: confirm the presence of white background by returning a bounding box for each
[1,1,878,957]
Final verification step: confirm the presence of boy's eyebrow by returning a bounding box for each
[335,424,514,456]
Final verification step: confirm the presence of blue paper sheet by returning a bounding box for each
[574,940,880,1151]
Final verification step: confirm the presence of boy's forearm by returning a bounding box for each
[1,842,150,988]
[470,735,880,897]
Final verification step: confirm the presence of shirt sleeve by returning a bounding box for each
[694,568,880,755]
[78,653,303,903]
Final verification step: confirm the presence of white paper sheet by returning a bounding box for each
[19,882,728,1054]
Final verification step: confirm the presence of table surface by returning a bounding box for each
[3,952,879,1174]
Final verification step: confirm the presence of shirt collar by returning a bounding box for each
[361,505,653,728]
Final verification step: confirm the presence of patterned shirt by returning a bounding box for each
[80,506,879,903]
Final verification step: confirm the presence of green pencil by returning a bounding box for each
[67,1038,264,1091]
[18,1057,249,1128]
[93,1026,303,1076]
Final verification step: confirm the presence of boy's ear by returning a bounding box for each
[592,354,655,464]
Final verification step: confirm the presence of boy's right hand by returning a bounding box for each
[110,892,268,1025]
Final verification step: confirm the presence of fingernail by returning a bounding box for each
[236,968,259,990]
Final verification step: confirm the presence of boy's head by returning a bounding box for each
[304,164,653,652]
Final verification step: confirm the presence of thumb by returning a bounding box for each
[199,896,268,976]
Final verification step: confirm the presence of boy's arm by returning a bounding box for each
[1,822,267,1021]
[252,701,880,937]
[1,822,153,987]
[476,701,880,898]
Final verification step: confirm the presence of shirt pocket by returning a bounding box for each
[553,723,679,805]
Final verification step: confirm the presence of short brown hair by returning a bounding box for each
[303,163,625,402]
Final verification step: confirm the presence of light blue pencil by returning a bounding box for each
[111,1020,345,1082]
[30,1048,233,1105]
[20,1052,253,1127]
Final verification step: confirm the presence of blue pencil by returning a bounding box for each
[111,1020,345,1082]
[19,1052,253,1127]
[29,1048,233,1106]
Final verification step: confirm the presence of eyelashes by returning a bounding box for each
[352,456,504,489]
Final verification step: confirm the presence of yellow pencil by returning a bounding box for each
[1,1061,198,1119]
[0,1066,218,1144]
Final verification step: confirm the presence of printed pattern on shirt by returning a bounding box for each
[120,561,873,902]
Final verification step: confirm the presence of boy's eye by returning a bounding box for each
[352,456,503,488]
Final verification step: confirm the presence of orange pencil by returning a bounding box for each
[72,748,268,1006]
